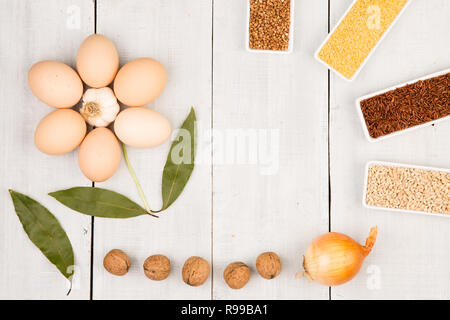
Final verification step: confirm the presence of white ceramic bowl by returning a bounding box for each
[315,0,411,81]
[356,68,450,142]
[246,0,294,54]
[363,161,450,218]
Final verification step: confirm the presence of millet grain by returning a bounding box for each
[317,0,408,79]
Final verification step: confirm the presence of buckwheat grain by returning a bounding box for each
[249,0,291,51]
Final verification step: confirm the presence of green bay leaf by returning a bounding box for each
[9,189,74,280]
[160,107,197,211]
[49,187,150,218]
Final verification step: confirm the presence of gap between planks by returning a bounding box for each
[89,0,98,301]
[327,0,332,301]
[88,0,331,300]
[210,0,215,300]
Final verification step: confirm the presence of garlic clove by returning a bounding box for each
[80,87,120,127]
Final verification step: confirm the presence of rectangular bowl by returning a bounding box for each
[356,68,450,142]
[315,0,411,81]
[363,161,450,218]
[246,0,294,54]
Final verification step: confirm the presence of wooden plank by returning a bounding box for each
[0,0,93,299]
[330,0,450,299]
[94,0,212,299]
[212,0,329,299]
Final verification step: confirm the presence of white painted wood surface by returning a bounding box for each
[212,0,329,299]
[93,0,212,300]
[0,0,449,300]
[330,0,450,299]
[0,0,93,299]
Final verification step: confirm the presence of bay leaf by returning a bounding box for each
[9,190,75,281]
[49,187,154,218]
[159,107,197,211]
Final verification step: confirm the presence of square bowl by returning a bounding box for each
[246,0,294,54]
[356,68,450,142]
[315,0,411,81]
[363,161,450,218]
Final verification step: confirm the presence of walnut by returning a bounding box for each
[143,254,170,281]
[103,249,130,276]
[182,256,210,286]
[256,252,282,279]
[223,262,250,289]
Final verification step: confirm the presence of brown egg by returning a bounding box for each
[28,60,83,108]
[114,107,171,148]
[76,34,119,88]
[34,109,86,155]
[78,127,121,182]
[113,58,166,107]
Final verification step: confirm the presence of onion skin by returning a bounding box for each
[302,227,378,286]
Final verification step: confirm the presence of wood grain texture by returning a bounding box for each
[212,0,329,299]
[1,0,449,300]
[93,0,212,299]
[330,0,450,299]
[0,0,93,299]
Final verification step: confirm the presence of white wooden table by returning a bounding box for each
[0,0,449,300]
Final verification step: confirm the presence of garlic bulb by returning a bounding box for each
[80,87,120,127]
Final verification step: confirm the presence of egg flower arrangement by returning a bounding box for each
[28,34,172,183]
[7,34,197,293]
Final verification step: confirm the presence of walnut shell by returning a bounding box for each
[256,252,282,279]
[182,256,210,286]
[143,254,170,281]
[103,249,130,276]
[223,262,250,289]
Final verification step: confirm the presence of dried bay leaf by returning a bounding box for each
[51,108,197,219]
[159,107,197,211]
[9,190,75,283]
[49,187,154,218]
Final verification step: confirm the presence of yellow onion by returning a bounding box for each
[299,226,378,286]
